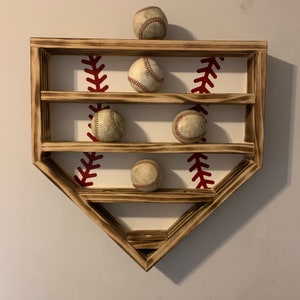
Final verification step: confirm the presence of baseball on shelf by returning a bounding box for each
[131,159,163,192]
[128,57,164,93]
[91,108,125,142]
[172,110,207,144]
[133,6,168,40]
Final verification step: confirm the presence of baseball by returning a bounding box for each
[172,110,207,143]
[131,159,163,192]
[133,6,168,40]
[128,57,164,93]
[91,108,125,142]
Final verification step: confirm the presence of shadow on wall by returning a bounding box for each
[156,56,297,283]
[166,24,197,40]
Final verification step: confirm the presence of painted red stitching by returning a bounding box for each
[188,153,214,189]
[74,152,103,187]
[82,56,109,92]
[191,57,224,94]
[188,57,224,189]
[74,56,109,187]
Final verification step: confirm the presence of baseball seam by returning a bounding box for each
[132,161,160,189]
[87,104,110,141]
[93,109,121,141]
[174,112,204,143]
[143,57,164,83]
[139,17,166,39]
[128,75,151,92]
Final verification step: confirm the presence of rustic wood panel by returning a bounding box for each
[245,53,257,148]
[127,230,168,249]
[253,51,267,166]
[41,91,256,105]
[30,38,268,57]
[31,47,42,162]
[83,188,215,203]
[41,141,255,154]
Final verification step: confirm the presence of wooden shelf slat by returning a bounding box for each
[127,230,168,249]
[41,91,256,105]
[81,188,215,203]
[41,141,255,154]
[30,38,267,57]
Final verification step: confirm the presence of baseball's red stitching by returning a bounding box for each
[174,111,204,143]
[128,76,151,92]
[143,57,164,83]
[139,17,166,39]
[102,109,120,140]
[132,160,160,189]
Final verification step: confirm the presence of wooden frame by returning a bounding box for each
[31,38,267,271]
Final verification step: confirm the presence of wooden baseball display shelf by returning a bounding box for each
[31,38,267,271]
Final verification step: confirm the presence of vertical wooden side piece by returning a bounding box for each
[253,50,267,166]
[31,47,42,162]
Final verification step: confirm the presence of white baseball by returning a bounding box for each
[172,110,207,144]
[128,57,164,93]
[133,6,168,40]
[131,159,163,192]
[91,109,125,142]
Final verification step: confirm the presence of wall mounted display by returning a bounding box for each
[31,38,267,271]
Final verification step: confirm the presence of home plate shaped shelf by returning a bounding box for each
[31,38,267,271]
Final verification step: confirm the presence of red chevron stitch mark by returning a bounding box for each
[191,57,224,94]
[74,152,103,187]
[82,56,109,92]
[74,56,109,187]
[188,57,224,189]
[187,153,214,189]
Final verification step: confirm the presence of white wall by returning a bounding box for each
[1,0,300,299]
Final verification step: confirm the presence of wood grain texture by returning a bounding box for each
[30,38,267,57]
[31,47,42,162]
[41,91,256,105]
[41,141,255,154]
[127,230,168,249]
[253,51,267,166]
[82,188,215,203]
